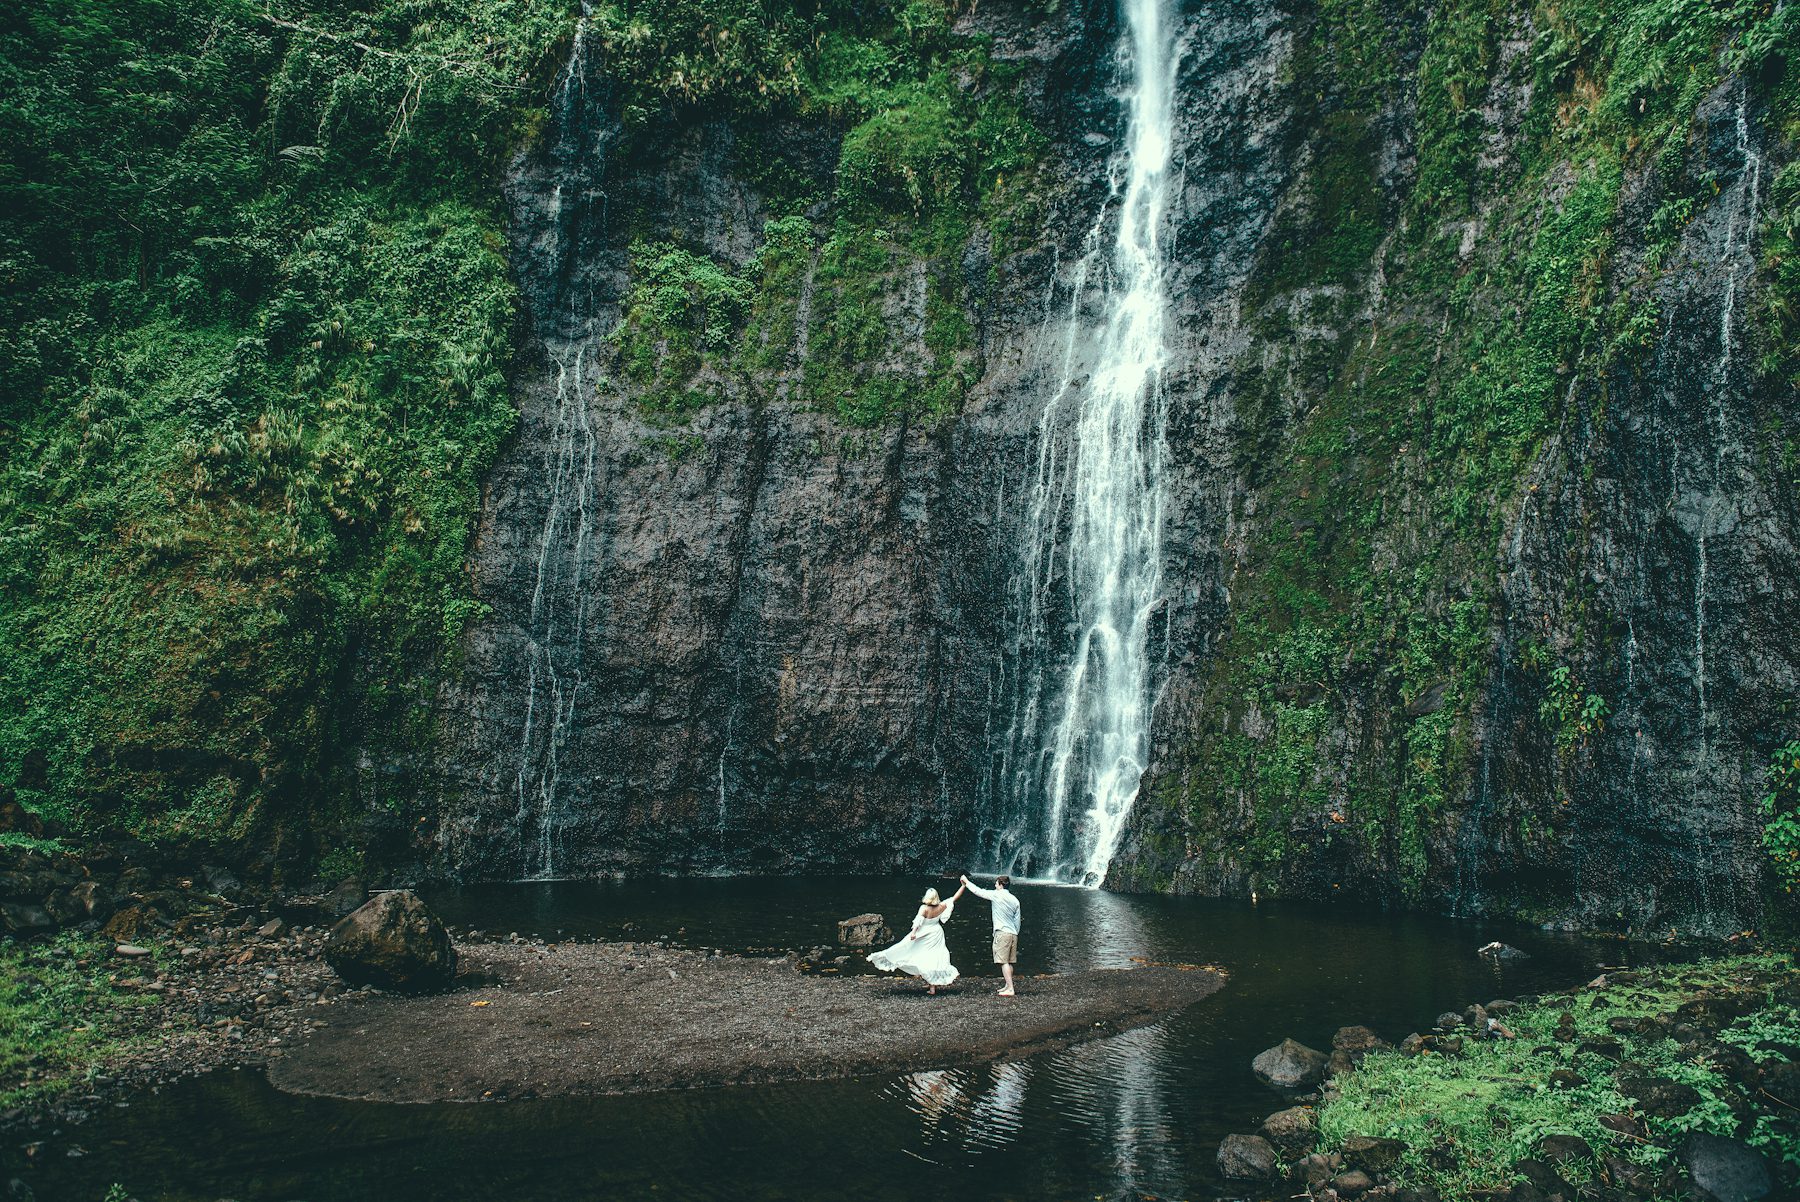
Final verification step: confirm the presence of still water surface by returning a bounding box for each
[15,878,1677,1201]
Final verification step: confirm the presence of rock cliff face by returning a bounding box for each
[424,0,1799,935]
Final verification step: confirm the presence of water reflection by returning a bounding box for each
[892,1061,1033,1154]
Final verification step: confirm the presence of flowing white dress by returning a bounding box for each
[868,900,959,986]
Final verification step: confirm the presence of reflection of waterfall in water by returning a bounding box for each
[513,28,602,881]
[1683,84,1762,923]
[894,1062,1033,1153]
[991,0,1178,887]
[1051,1024,1183,1190]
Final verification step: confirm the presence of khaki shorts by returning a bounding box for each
[992,931,1018,965]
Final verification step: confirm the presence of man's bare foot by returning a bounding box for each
[996,987,1015,997]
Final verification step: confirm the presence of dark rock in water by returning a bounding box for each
[325,878,367,919]
[1535,1134,1593,1166]
[1252,1038,1328,1090]
[1478,942,1529,961]
[1436,1011,1464,1029]
[324,891,457,992]
[1617,1075,1702,1118]
[1486,999,1519,1015]
[1341,1134,1407,1174]
[1332,1168,1374,1197]
[1216,1133,1277,1180]
[836,913,889,947]
[1681,1132,1772,1202]
[1257,1105,1318,1155]
[1399,1032,1428,1056]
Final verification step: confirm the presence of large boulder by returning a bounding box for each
[1253,1038,1329,1090]
[1681,1132,1772,1202]
[324,890,457,992]
[837,913,890,947]
[1216,1134,1278,1180]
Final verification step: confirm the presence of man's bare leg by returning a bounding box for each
[998,963,1015,996]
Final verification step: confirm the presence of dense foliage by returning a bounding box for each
[0,0,568,866]
[1763,740,1800,892]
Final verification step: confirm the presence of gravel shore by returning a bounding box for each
[267,941,1227,1102]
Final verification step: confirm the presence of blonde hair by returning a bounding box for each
[921,888,941,905]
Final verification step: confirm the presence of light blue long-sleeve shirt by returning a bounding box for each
[965,881,1021,935]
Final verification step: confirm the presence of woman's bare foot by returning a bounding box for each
[927,984,937,995]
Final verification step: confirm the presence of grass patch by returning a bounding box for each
[1319,953,1798,1195]
[0,933,169,1109]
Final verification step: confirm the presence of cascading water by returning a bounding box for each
[513,25,603,881]
[1679,83,1762,924]
[989,0,1178,886]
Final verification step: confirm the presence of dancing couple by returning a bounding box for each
[868,874,1022,997]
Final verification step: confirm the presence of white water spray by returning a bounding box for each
[997,0,1178,885]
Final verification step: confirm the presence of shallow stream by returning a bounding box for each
[15,878,1679,1200]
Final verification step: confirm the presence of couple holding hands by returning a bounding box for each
[869,874,1022,997]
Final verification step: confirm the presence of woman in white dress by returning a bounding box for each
[869,882,967,994]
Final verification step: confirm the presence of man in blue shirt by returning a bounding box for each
[961,874,1022,997]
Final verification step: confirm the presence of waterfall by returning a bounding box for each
[1680,83,1762,925]
[512,27,602,881]
[992,0,1178,885]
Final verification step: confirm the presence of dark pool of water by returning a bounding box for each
[10,878,1681,1202]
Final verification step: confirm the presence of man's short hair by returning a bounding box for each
[996,875,1011,888]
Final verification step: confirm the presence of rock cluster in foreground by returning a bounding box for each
[1216,953,1796,1202]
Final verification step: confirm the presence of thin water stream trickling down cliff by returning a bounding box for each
[415,0,1800,937]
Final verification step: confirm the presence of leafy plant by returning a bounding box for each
[1760,739,1800,893]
